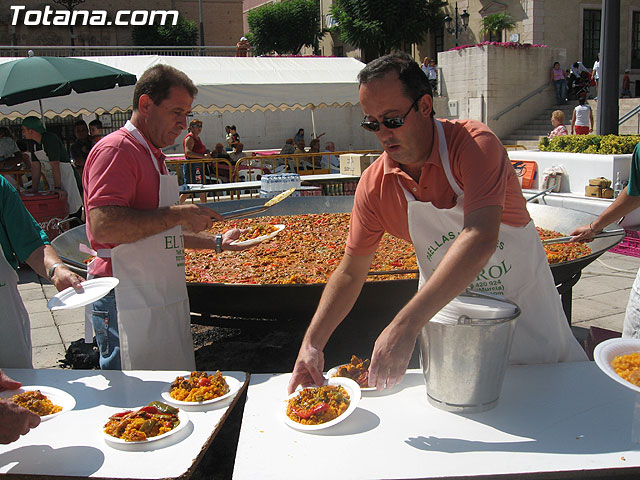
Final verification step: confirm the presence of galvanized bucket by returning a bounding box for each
[419,290,520,413]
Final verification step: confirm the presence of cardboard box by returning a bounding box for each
[589,177,611,188]
[602,188,614,199]
[340,154,375,176]
[585,185,602,197]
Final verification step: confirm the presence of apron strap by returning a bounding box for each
[435,120,463,197]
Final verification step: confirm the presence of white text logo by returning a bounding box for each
[10,5,179,27]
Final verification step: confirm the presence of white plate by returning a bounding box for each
[47,277,119,311]
[103,407,189,445]
[594,338,640,393]
[327,365,375,392]
[231,224,285,247]
[160,374,241,406]
[0,386,75,421]
[283,377,361,431]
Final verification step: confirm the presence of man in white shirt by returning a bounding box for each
[591,52,600,99]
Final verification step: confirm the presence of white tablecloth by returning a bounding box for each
[0,369,247,479]
[234,363,640,479]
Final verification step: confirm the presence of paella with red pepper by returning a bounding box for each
[286,384,351,425]
[103,401,181,442]
[169,371,230,403]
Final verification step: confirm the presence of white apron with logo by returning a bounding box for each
[0,242,33,368]
[34,149,83,214]
[108,121,194,370]
[404,121,586,364]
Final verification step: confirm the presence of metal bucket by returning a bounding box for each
[419,290,520,413]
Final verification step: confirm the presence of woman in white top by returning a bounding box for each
[571,97,593,135]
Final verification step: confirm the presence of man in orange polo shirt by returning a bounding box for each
[288,53,586,393]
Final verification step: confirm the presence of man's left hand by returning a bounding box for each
[368,321,421,390]
[51,265,84,292]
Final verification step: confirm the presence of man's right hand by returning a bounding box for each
[287,344,326,394]
[175,204,217,233]
[0,371,40,444]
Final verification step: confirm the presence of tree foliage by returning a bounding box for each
[247,0,324,56]
[132,15,198,46]
[330,0,447,62]
[480,13,516,37]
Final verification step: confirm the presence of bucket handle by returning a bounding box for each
[456,289,521,325]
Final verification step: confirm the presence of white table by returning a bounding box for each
[0,369,248,479]
[234,364,640,479]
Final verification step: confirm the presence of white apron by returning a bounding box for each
[0,243,33,368]
[108,121,195,370]
[405,121,586,364]
[34,149,83,214]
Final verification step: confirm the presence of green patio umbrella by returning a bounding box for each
[0,52,137,120]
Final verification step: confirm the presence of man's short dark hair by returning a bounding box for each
[358,52,434,117]
[88,119,102,130]
[74,119,88,128]
[132,64,198,111]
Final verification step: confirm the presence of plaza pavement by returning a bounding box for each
[16,250,640,369]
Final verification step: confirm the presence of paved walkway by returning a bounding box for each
[16,251,640,369]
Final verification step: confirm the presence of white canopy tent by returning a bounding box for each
[0,55,365,139]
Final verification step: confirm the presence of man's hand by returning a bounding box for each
[569,224,597,243]
[221,228,251,251]
[51,265,84,292]
[368,320,421,390]
[287,344,326,394]
[176,204,216,233]
[0,370,40,444]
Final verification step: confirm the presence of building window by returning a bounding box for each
[333,45,343,57]
[435,25,444,53]
[633,11,640,69]
[582,9,601,68]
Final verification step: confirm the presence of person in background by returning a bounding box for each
[288,52,585,394]
[21,117,83,219]
[89,119,103,144]
[548,110,568,138]
[224,126,233,151]
[294,128,305,145]
[0,174,83,370]
[236,36,251,57]
[83,64,249,371]
[622,69,632,98]
[230,125,240,149]
[0,369,40,444]
[308,137,321,169]
[69,120,92,182]
[280,138,295,155]
[568,61,590,99]
[571,140,640,337]
[420,57,430,76]
[182,118,210,186]
[323,141,340,173]
[0,127,23,188]
[230,142,248,164]
[550,62,566,105]
[591,52,600,99]
[426,59,438,95]
[571,96,593,135]
[212,142,232,161]
[209,142,232,181]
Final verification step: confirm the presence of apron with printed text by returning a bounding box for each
[404,121,586,364]
[34,148,83,214]
[107,121,194,370]
[0,242,33,368]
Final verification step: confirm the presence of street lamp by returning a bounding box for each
[443,2,470,47]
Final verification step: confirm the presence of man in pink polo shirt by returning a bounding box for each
[84,65,246,370]
[288,53,586,393]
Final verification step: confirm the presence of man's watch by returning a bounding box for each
[215,234,223,254]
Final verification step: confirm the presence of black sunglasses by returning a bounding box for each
[360,95,423,132]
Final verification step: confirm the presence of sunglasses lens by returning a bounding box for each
[361,121,379,132]
[383,118,404,129]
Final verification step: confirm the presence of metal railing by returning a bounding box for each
[619,103,640,134]
[0,45,246,57]
[492,82,551,121]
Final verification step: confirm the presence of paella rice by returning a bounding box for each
[612,352,640,386]
[103,402,180,442]
[169,371,230,402]
[236,223,279,242]
[536,227,592,264]
[286,385,350,425]
[333,355,370,387]
[11,390,62,416]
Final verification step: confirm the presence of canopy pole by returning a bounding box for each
[39,98,46,128]
[311,107,317,139]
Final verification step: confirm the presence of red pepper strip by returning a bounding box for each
[291,402,329,419]
[138,406,160,415]
[356,372,369,387]
[111,410,133,418]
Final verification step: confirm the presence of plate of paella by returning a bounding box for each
[327,355,376,392]
[161,371,241,406]
[0,386,75,421]
[230,224,285,247]
[594,338,640,394]
[102,402,188,445]
[283,377,361,431]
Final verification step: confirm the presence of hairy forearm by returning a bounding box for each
[89,205,183,244]
[592,189,640,231]
[301,253,374,350]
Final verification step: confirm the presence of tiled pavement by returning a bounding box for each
[16,251,640,369]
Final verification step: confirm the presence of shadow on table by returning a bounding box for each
[0,445,104,476]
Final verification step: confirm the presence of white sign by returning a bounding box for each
[99,114,112,127]
[509,33,520,43]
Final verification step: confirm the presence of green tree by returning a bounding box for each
[480,12,516,41]
[247,0,324,56]
[132,15,199,46]
[330,0,447,62]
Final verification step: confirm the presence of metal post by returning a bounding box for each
[596,0,620,135]
[454,3,459,47]
[199,0,205,48]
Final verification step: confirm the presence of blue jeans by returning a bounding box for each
[92,290,121,370]
[553,79,566,105]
